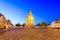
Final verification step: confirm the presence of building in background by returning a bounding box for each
[0,13,13,29]
[25,10,34,28]
[50,18,60,28]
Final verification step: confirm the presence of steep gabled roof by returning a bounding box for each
[0,13,4,17]
[55,18,60,23]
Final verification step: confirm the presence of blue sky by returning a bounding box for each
[0,0,60,25]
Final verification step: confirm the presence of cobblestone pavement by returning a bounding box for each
[0,28,60,40]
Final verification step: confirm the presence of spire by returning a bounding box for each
[29,9,33,16]
[26,9,34,28]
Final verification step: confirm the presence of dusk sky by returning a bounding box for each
[0,0,60,25]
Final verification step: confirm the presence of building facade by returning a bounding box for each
[25,10,34,28]
[50,18,60,28]
[0,13,13,29]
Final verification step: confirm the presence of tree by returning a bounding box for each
[22,23,26,26]
[35,22,48,28]
[15,23,21,26]
[38,21,48,28]
[40,21,48,26]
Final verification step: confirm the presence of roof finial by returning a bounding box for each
[29,8,32,15]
